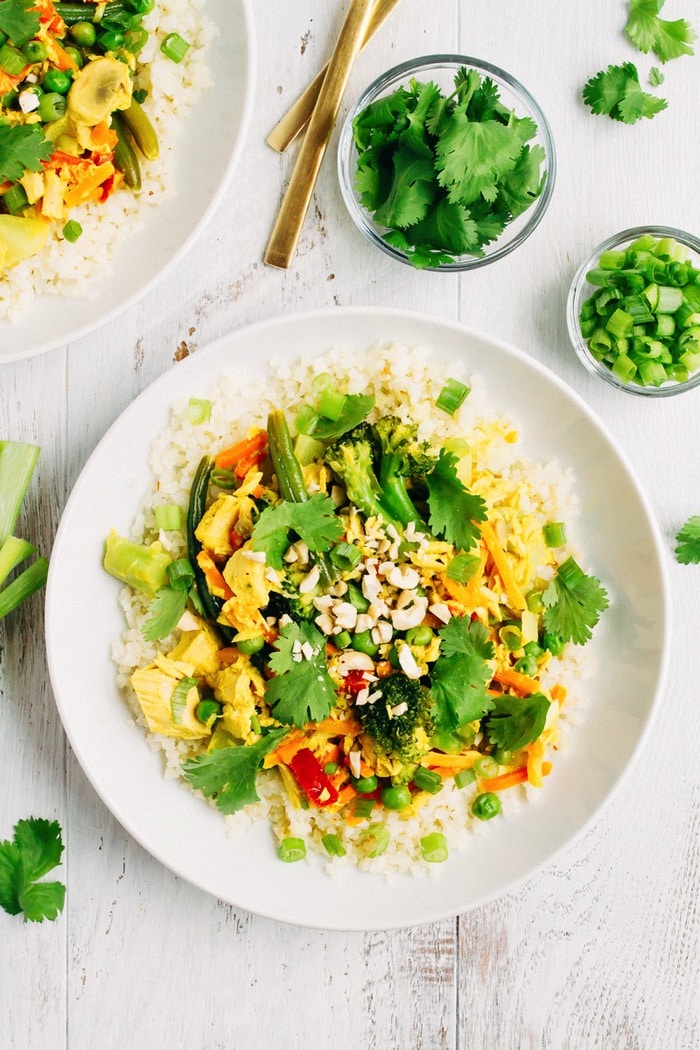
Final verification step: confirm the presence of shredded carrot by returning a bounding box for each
[542,761,553,777]
[63,161,115,208]
[479,520,526,611]
[493,666,540,696]
[441,543,487,611]
[44,36,78,72]
[314,717,362,738]
[195,550,233,600]
[419,750,479,769]
[432,765,463,780]
[91,121,118,148]
[215,430,268,473]
[374,660,393,677]
[550,683,567,704]
[526,737,546,787]
[481,766,528,792]
[263,730,305,768]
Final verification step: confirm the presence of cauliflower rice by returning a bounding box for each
[111,342,596,877]
[0,0,215,321]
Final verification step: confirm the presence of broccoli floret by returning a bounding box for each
[323,422,390,525]
[374,415,436,526]
[264,589,314,624]
[359,673,434,784]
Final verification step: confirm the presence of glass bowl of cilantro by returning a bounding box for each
[337,55,556,271]
[567,226,700,397]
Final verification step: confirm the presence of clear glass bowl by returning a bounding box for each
[337,54,556,272]
[567,225,700,398]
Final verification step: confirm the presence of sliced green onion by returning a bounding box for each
[278,836,306,862]
[170,676,197,725]
[160,31,190,62]
[0,557,48,619]
[446,552,481,583]
[62,219,83,242]
[250,713,261,735]
[514,654,538,675]
[166,557,194,590]
[353,798,375,819]
[294,404,320,437]
[362,823,390,858]
[321,833,346,857]
[543,522,566,548]
[525,588,544,614]
[0,43,27,76]
[333,630,351,649]
[210,467,237,490]
[436,377,470,415]
[0,535,34,588]
[187,398,211,425]
[154,504,182,531]
[3,183,28,216]
[473,756,499,779]
[38,91,67,122]
[317,389,347,422]
[498,624,522,651]
[293,433,324,466]
[420,832,448,863]
[454,768,476,788]
[412,766,443,795]
[330,541,362,572]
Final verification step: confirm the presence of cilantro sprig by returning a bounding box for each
[582,63,667,124]
[0,124,53,183]
[484,693,551,752]
[251,492,343,569]
[0,0,40,47]
[625,0,696,63]
[0,818,65,923]
[542,557,609,646]
[350,68,548,268]
[674,516,700,564]
[182,728,289,815]
[426,449,487,551]
[430,616,495,732]
[266,621,336,727]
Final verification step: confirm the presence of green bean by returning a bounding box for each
[186,456,235,644]
[55,2,130,26]
[122,97,159,160]
[112,112,141,190]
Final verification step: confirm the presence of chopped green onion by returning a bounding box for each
[3,184,28,216]
[0,536,34,588]
[294,404,320,436]
[446,552,481,583]
[333,630,351,649]
[187,398,211,425]
[210,467,237,490]
[321,833,346,857]
[412,766,443,795]
[62,219,83,242]
[498,624,522,651]
[362,823,390,858]
[250,713,261,735]
[0,556,48,619]
[543,522,566,548]
[0,43,27,76]
[436,377,470,415]
[38,91,67,122]
[420,832,448,863]
[170,676,197,725]
[166,557,194,590]
[330,541,362,572]
[317,389,347,422]
[293,433,324,466]
[454,768,476,789]
[278,836,306,862]
[103,532,170,597]
[160,31,190,63]
[473,756,499,779]
[352,798,375,819]
[154,504,182,531]
[514,654,538,675]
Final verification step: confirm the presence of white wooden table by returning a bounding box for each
[2,2,699,1047]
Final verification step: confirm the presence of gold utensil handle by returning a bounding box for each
[267,0,402,154]
[264,0,375,270]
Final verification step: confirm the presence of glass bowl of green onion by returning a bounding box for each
[567,226,700,397]
[337,55,556,272]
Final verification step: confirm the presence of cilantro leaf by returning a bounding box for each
[430,617,495,731]
[483,692,550,751]
[141,585,188,642]
[0,818,65,923]
[542,556,609,645]
[182,728,289,815]
[674,515,700,564]
[426,449,488,551]
[373,146,437,229]
[626,0,696,62]
[407,197,480,256]
[251,493,343,569]
[266,621,336,727]
[0,0,40,46]
[582,63,667,123]
[649,66,665,86]
[398,79,441,158]
[499,144,547,219]
[436,111,522,205]
[0,124,53,183]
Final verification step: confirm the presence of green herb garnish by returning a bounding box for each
[0,818,65,923]
[675,516,700,564]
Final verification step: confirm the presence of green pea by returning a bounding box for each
[514,655,538,676]
[471,792,502,821]
[22,40,48,64]
[63,45,83,68]
[237,635,265,655]
[491,747,513,766]
[523,641,543,659]
[525,589,544,614]
[70,21,97,47]
[346,582,369,613]
[97,28,124,52]
[195,699,223,726]
[405,624,433,647]
[353,775,378,795]
[38,91,66,122]
[381,784,411,811]
[542,632,564,656]
[351,630,379,657]
[42,69,72,95]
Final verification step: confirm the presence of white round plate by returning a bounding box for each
[0,0,254,364]
[45,307,670,931]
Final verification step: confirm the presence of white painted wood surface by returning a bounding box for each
[2,1,699,1047]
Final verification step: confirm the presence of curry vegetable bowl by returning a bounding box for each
[103,341,609,875]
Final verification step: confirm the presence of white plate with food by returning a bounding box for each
[0,0,254,363]
[45,307,669,931]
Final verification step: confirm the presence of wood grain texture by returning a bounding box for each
[1,1,699,1048]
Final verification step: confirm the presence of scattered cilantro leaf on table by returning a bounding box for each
[0,818,65,923]
[426,449,487,551]
[430,617,495,731]
[648,66,665,86]
[484,693,551,752]
[182,728,289,815]
[542,556,609,645]
[0,0,40,47]
[625,0,696,63]
[0,124,53,183]
[674,516,700,564]
[583,63,667,123]
[251,493,344,569]
[266,621,336,727]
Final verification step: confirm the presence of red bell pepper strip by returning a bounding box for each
[289,748,339,807]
